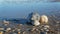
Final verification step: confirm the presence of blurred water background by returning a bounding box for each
[0,0,60,18]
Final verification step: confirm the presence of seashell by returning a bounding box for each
[31,20,40,26]
[40,15,48,24]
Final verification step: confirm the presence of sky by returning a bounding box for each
[0,0,60,18]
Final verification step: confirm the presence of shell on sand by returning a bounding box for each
[27,12,40,26]
[40,15,48,24]
[27,12,40,22]
[32,20,40,26]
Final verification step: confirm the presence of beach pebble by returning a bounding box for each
[44,25,50,28]
[18,32,20,34]
[36,29,39,31]
[6,28,11,31]
[0,31,3,34]
[17,29,21,32]
[23,31,25,34]
[12,30,15,32]
[13,33,17,34]
[31,28,36,31]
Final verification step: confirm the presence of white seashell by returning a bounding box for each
[43,27,47,30]
[32,20,40,26]
[27,12,40,25]
[44,25,50,28]
[31,13,40,21]
[27,12,40,22]
[45,29,49,32]
[6,28,11,31]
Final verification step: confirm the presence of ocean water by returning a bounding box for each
[0,2,60,18]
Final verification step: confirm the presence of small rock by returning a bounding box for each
[23,31,25,34]
[17,29,21,32]
[6,28,11,32]
[18,32,20,34]
[31,28,36,31]
[0,31,3,34]
[36,29,39,31]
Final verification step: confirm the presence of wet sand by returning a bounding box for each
[0,18,60,34]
